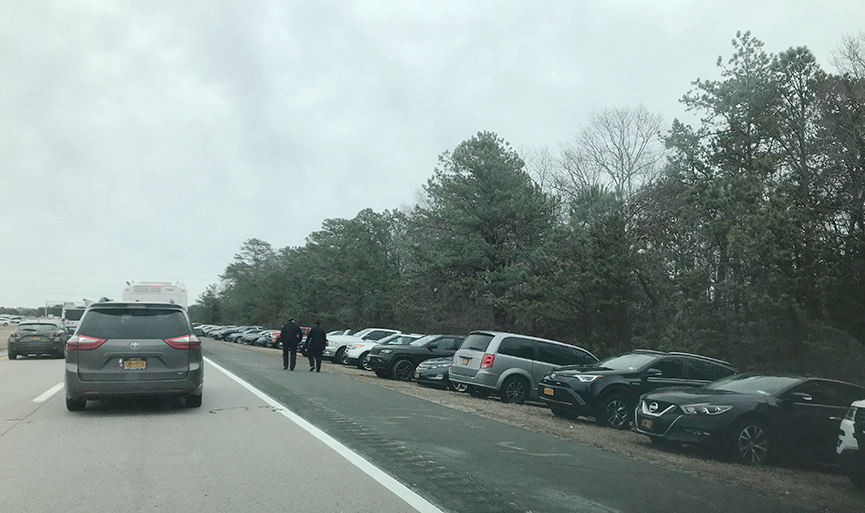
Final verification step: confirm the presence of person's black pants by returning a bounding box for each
[308,353,322,372]
[283,347,297,370]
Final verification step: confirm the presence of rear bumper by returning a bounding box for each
[448,368,497,390]
[65,362,203,399]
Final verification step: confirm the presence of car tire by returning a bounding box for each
[185,395,202,408]
[449,381,468,393]
[8,352,17,360]
[730,418,771,465]
[499,376,529,404]
[374,369,389,378]
[357,352,370,370]
[468,386,490,399]
[66,398,86,411]
[391,359,415,381]
[597,393,631,429]
[334,347,346,365]
[551,407,578,419]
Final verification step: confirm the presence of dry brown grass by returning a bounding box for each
[231,342,865,513]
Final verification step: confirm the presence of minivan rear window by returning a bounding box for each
[461,333,494,352]
[78,309,190,340]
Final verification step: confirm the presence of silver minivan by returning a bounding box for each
[449,331,597,404]
[64,301,204,411]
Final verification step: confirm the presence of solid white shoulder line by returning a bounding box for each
[204,357,445,513]
[33,383,64,403]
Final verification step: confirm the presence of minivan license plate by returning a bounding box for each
[124,359,146,370]
[461,358,469,365]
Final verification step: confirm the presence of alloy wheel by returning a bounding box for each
[736,424,769,464]
[604,399,629,428]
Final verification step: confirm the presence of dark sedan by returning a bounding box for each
[634,373,865,465]
[8,320,69,359]
[414,357,468,392]
[367,334,465,381]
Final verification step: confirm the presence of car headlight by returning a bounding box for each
[574,375,602,383]
[350,344,365,348]
[380,349,393,354]
[681,404,732,415]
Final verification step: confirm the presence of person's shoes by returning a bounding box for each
[316,369,320,372]
[309,367,314,372]
[284,367,288,370]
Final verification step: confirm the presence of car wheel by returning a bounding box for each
[468,386,490,399]
[731,419,770,465]
[391,359,415,381]
[357,352,371,370]
[499,376,529,404]
[185,394,202,408]
[334,347,346,365]
[551,407,578,419]
[8,352,17,360]
[374,369,389,378]
[597,394,631,429]
[66,398,86,411]
[449,381,468,393]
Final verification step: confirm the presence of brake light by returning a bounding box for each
[481,353,495,368]
[164,334,201,349]
[53,331,64,338]
[66,334,106,350]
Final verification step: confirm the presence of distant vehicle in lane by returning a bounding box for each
[7,320,69,359]
[634,374,865,465]
[64,301,203,411]
[61,301,91,332]
[122,281,188,307]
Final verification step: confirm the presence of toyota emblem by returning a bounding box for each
[129,341,141,349]
[648,402,659,412]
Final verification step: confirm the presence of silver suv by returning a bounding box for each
[449,331,596,404]
[64,302,204,411]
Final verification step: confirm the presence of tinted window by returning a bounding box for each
[790,381,865,407]
[64,309,85,321]
[434,337,458,351]
[365,330,393,341]
[498,337,534,360]
[16,323,61,333]
[78,309,190,339]
[537,342,584,366]
[687,359,720,381]
[651,358,684,379]
[461,333,494,352]
[570,347,597,365]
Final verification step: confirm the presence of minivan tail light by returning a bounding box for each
[481,353,495,368]
[164,334,201,349]
[66,334,106,350]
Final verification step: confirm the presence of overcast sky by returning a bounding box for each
[1,0,862,308]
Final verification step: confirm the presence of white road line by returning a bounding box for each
[204,357,444,513]
[33,383,64,403]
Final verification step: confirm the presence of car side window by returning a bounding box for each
[650,358,684,379]
[536,342,572,366]
[498,337,534,360]
[437,337,457,351]
[366,331,390,341]
[686,359,718,381]
[570,347,595,365]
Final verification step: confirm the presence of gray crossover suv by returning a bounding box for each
[64,302,204,411]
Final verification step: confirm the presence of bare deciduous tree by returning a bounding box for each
[831,31,865,79]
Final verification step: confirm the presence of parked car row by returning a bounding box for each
[199,322,865,483]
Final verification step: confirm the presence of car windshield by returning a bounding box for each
[409,335,438,347]
[705,374,802,396]
[588,353,658,371]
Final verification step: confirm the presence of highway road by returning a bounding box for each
[0,339,817,513]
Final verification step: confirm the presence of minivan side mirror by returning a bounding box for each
[645,368,663,379]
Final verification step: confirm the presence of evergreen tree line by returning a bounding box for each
[190,33,865,384]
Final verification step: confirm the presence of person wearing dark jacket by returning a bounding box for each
[279,318,304,370]
[305,320,327,372]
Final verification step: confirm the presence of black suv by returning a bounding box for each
[538,350,737,429]
[367,334,465,381]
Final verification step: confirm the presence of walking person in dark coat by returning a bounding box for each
[305,320,327,372]
[279,318,303,370]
